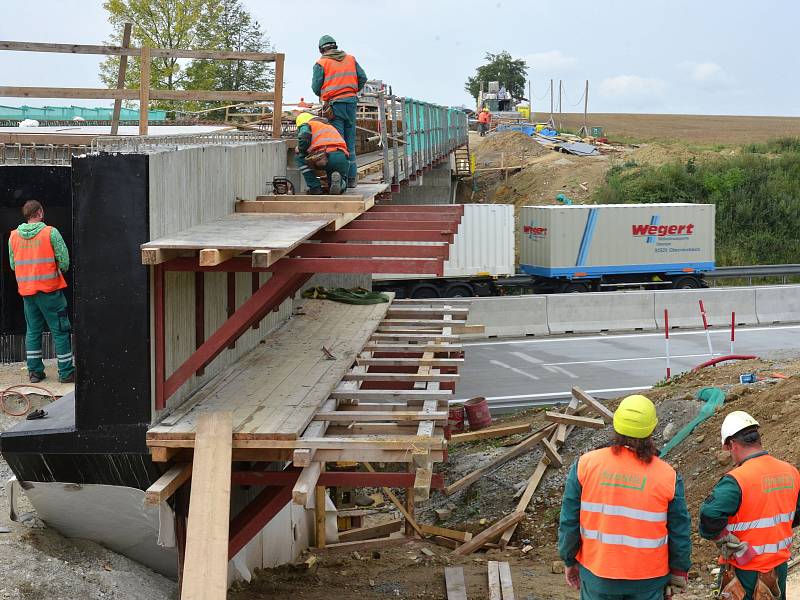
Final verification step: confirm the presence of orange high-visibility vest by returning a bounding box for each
[316,54,359,102]
[307,119,349,157]
[478,111,491,124]
[576,446,676,580]
[9,225,67,296]
[726,454,800,572]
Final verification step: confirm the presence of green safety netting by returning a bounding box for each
[659,387,726,458]
[301,287,390,305]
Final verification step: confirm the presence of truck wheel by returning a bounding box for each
[671,276,701,289]
[561,282,589,293]
[444,284,473,298]
[410,284,440,299]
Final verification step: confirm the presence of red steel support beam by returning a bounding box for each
[163,257,445,275]
[154,264,166,410]
[316,230,454,243]
[369,205,464,214]
[251,272,260,330]
[346,220,458,232]
[195,272,205,377]
[231,470,445,489]
[357,212,462,221]
[226,272,236,349]
[290,243,449,259]
[228,484,294,559]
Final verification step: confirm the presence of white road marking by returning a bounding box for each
[452,385,650,403]
[489,359,540,380]
[510,351,543,364]
[463,324,800,347]
[540,353,714,367]
[542,364,579,379]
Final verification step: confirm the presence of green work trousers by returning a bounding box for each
[330,101,358,179]
[725,562,788,600]
[295,150,350,191]
[580,581,665,600]
[23,290,74,379]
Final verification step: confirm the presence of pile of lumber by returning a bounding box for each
[446,387,612,554]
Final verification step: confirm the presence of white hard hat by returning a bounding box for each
[720,411,759,445]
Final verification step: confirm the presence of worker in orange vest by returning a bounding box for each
[311,35,367,189]
[295,112,349,194]
[558,394,692,599]
[8,200,74,383]
[699,411,800,600]
[477,107,491,136]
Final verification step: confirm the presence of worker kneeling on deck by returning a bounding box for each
[295,112,349,195]
[558,394,692,599]
[699,411,800,600]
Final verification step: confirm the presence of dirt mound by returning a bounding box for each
[474,131,548,166]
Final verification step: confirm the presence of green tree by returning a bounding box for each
[465,51,528,102]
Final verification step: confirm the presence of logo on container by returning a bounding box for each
[523,223,548,240]
[632,216,694,244]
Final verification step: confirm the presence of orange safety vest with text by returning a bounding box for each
[316,54,359,102]
[9,225,67,296]
[307,119,349,157]
[576,446,676,580]
[478,111,491,124]
[725,454,800,572]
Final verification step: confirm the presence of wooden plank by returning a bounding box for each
[341,372,458,382]
[337,519,402,543]
[364,462,425,538]
[499,562,515,600]
[0,40,278,61]
[413,468,433,502]
[572,386,614,422]
[444,566,468,600]
[330,389,453,402]
[488,561,502,600]
[452,512,524,556]
[110,22,132,136]
[313,535,409,553]
[144,463,192,505]
[370,333,460,342]
[293,448,314,467]
[237,199,366,213]
[392,298,471,305]
[295,398,338,466]
[386,307,470,318]
[544,412,605,429]
[419,524,473,543]
[432,536,459,550]
[362,343,464,353]
[356,357,464,367]
[499,459,549,548]
[141,247,182,265]
[271,53,284,139]
[450,424,531,444]
[251,249,275,268]
[150,446,181,463]
[541,437,563,467]
[199,248,240,267]
[313,411,447,422]
[381,319,467,326]
[138,46,150,135]
[315,484,327,548]
[292,462,322,506]
[180,412,232,600]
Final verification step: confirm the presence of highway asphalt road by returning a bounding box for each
[457,324,800,411]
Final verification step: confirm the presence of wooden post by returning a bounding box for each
[583,80,589,133]
[315,481,327,548]
[110,22,132,136]
[405,462,415,537]
[549,79,554,126]
[138,46,150,136]
[558,79,562,130]
[272,53,285,139]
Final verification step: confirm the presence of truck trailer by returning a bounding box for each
[372,203,716,298]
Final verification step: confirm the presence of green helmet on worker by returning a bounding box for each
[613,394,658,438]
[318,35,337,52]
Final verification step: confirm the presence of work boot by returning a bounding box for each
[29,371,45,384]
[58,373,75,384]
[347,177,357,189]
[307,187,324,195]
[329,172,343,195]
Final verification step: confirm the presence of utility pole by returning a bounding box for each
[528,80,533,123]
[548,79,554,128]
[577,79,590,137]
[558,79,563,130]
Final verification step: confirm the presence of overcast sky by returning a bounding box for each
[1,0,798,116]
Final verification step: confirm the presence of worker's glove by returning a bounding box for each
[731,541,757,566]
[714,529,756,565]
[669,569,688,593]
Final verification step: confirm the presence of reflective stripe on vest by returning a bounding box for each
[725,454,800,571]
[307,119,349,157]
[9,225,67,296]
[317,54,358,102]
[575,446,676,580]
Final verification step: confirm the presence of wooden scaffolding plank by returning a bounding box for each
[444,566,468,600]
[144,463,193,505]
[452,512,524,556]
[488,561,502,600]
[544,412,605,429]
[180,412,233,600]
[292,462,322,506]
[498,562,515,600]
[236,199,367,213]
[572,386,614,422]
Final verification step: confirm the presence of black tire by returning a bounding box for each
[410,284,441,299]
[561,282,589,293]
[671,276,701,289]
[444,284,473,298]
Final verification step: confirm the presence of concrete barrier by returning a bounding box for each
[653,287,758,329]
[546,291,657,334]
[755,285,800,324]
[463,296,548,338]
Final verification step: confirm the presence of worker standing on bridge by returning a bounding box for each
[8,200,75,384]
[477,107,491,136]
[312,35,367,189]
[558,394,692,599]
[295,112,349,195]
[699,411,800,600]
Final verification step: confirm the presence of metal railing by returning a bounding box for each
[90,130,276,153]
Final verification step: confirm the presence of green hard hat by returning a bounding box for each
[318,35,337,49]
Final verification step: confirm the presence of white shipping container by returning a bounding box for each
[519,203,715,277]
[373,204,515,280]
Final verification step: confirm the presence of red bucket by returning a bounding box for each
[464,396,492,430]
[446,406,465,437]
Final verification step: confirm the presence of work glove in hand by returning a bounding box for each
[669,569,688,592]
[564,565,580,590]
[714,529,756,566]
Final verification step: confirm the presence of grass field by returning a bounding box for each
[538,112,800,144]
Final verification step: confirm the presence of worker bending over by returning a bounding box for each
[558,394,692,599]
[699,411,800,600]
[295,112,349,195]
[312,35,367,188]
[8,200,75,383]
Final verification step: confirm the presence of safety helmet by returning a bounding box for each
[295,112,314,127]
[613,394,658,439]
[318,35,337,50]
[720,411,759,446]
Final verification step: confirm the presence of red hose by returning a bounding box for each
[692,355,758,371]
[1,384,57,417]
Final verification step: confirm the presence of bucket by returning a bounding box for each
[446,406,465,437]
[464,396,492,430]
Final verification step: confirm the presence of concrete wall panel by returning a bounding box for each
[463,296,548,338]
[654,288,757,329]
[755,285,800,324]
[547,291,657,334]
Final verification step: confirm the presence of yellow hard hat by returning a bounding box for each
[613,394,658,438]
[295,112,314,127]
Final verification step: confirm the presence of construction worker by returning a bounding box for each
[699,411,800,600]
[477,107,491,136]
[558,394,692,599]
[295,112,349,195]
[8,200,74,383]
[312,35,367,189]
